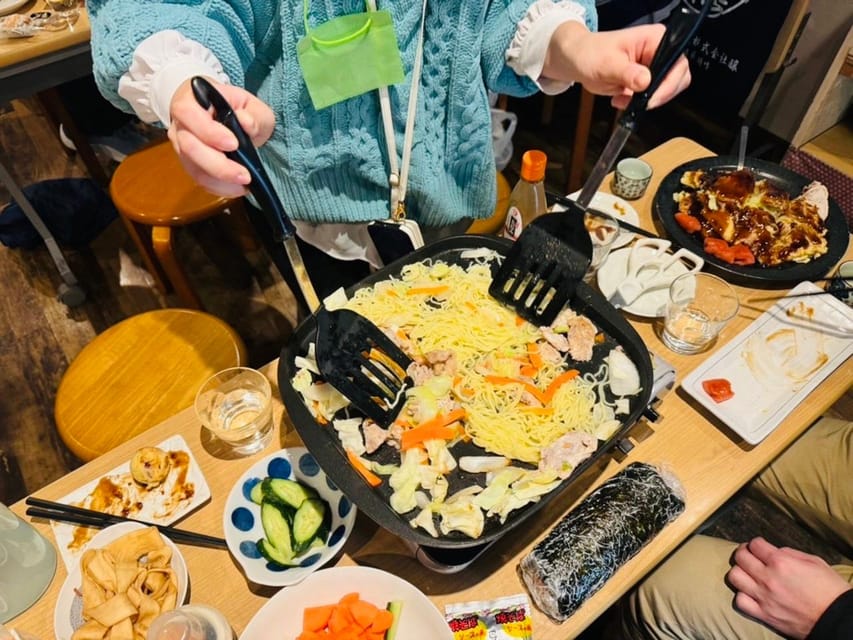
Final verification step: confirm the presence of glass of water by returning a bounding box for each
[43,0,81,30]
[0,504,57,624]
[195,367,274,456]
[662,272,739,354]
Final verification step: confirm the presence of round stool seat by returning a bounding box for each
[110,141,231,226]
[467,171,512,235]
[55,309,246,461]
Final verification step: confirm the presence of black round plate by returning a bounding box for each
[653,156,850,288]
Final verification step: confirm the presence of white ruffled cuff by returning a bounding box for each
[118,30,230,126]
[507,0,588,95]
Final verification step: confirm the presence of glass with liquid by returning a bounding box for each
[42,0,81,30]
[194,367,273,455]
[147,604,233,640]
[662,273,739,354]
[0,504,57,624]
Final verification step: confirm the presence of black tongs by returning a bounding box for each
[192,77,412,427]
[489,0,712,326]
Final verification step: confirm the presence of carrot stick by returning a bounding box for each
[519,364,538,378]
[543,369,580,402]
[400,409,466,450]
[484,375,548,405]
[346,450,382,487]
[515,315,526,327]
[527,343,543,369]
[406,285,449,296]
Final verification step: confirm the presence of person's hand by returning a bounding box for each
[542,22,691,110]
[167,77,276,197]
[726,537,852,639]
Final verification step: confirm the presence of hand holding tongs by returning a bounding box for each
[191,77,412,427]
[609,238,704,309]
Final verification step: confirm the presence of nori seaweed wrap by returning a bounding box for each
[518,462,685,622]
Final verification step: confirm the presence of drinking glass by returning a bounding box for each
[195,367,274,456]
[661,273,739,354]
[0,504,57,624]
[42,0,81,31]
[583,209,620,283]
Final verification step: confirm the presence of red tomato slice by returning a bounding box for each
[674,212,702,233]
[703,237,737,264]
[731,243,756,266]
[702,378,734,403]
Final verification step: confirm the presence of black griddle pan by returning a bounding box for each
[279,235,654,549]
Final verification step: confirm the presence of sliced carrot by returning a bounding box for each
[594,333,605,344]
[303,605,336,632]
[465,301,478,312]
[370,609,395,633]
[407,285,449,296]
[385,289,398,297]
[527,343,543,369]
[519,364,538,378]
[484,375,548,405]
[346,450,382,487]
[515,315,526,327]
[328,604,353,633]
[400,409,466,450]
[296,631,324,640]
[543,369,580,402]
[349,599,381,629]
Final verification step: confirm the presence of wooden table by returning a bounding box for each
[9,137,853,639]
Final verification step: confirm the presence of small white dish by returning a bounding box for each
[240,566,453,640]
[51,434,211,571]
[54,522,189,640]
[681,281,853,445]
[597,245,691,317]
[223,447,357,587]
[561,191,640,249]
[0,0,30,17]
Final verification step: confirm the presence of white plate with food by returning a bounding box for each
[560,190,640,249]
[51,435,210,571]
[54,522,188,640]
[681,281,853,445]
[240,566,452,640]
[0,0,30,18]
[224,447,357,587]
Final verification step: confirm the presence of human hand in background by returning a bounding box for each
[168,77,276,197]
[726,537,852,639]
[542,22,691,110]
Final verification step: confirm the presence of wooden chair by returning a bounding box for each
[109,141,257,309]
[54,309,247,461]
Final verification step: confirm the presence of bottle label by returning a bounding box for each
[502,206,524,241]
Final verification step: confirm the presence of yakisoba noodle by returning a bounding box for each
[345,260,609,463]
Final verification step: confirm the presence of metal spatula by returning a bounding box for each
[191,77,411,427]
[490,0,712,326]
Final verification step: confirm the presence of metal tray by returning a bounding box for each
[278,235,653,549]
[653,156,849,288]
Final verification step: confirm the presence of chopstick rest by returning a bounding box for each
[25,497,227,549]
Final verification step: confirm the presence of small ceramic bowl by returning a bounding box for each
[223,447,356,587]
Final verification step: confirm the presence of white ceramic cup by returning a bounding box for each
[661,272,739,354]
[612,158,653,200]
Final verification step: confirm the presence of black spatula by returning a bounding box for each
[490,0,712,326]
[192,77,411,427]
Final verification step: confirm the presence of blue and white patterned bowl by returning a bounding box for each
[223,447,356,587]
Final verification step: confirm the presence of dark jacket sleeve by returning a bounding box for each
[806,589,853,640]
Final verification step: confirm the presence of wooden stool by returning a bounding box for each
[467,171,512,235]
[110,141,257,309]
[55,309,247,461]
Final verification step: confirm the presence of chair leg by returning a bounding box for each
[568,88,595,193]
[117,213,171,296]
[151,225,203,309]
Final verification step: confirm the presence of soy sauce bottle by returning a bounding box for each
[502,150,548,241]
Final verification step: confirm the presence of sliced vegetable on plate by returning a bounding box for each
[701,378,734,403]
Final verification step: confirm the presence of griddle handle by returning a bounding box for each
[190,76,295,243]
[621,0,712,128]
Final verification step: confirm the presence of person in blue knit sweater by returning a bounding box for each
[87,0,691,306]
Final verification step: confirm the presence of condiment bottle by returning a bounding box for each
[502,150,548,241]
[146,605,233,640]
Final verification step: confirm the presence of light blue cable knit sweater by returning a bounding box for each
[88,1,597,226]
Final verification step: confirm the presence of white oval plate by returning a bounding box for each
[597,246,690,317]
[561,191,640,249]
[240,566,452,640]
[54,522,189,640]
[223,447,357,588]
[0,0,29,17]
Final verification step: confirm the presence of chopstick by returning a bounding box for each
[545,190,660,239]
[746,287,853,303]
[25,497,228,549]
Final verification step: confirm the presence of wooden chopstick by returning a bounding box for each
[25,497,227,549]
[747,287,853,303]
[545,190,660,239]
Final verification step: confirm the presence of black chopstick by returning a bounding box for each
[545,190,660,239]
[25,497,227,549]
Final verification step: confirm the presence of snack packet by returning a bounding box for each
[445,594,533,639]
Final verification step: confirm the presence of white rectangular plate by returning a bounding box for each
[50,434,211,570]
[682,281,853,445]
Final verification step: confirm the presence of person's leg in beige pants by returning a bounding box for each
[621,417,852,640]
